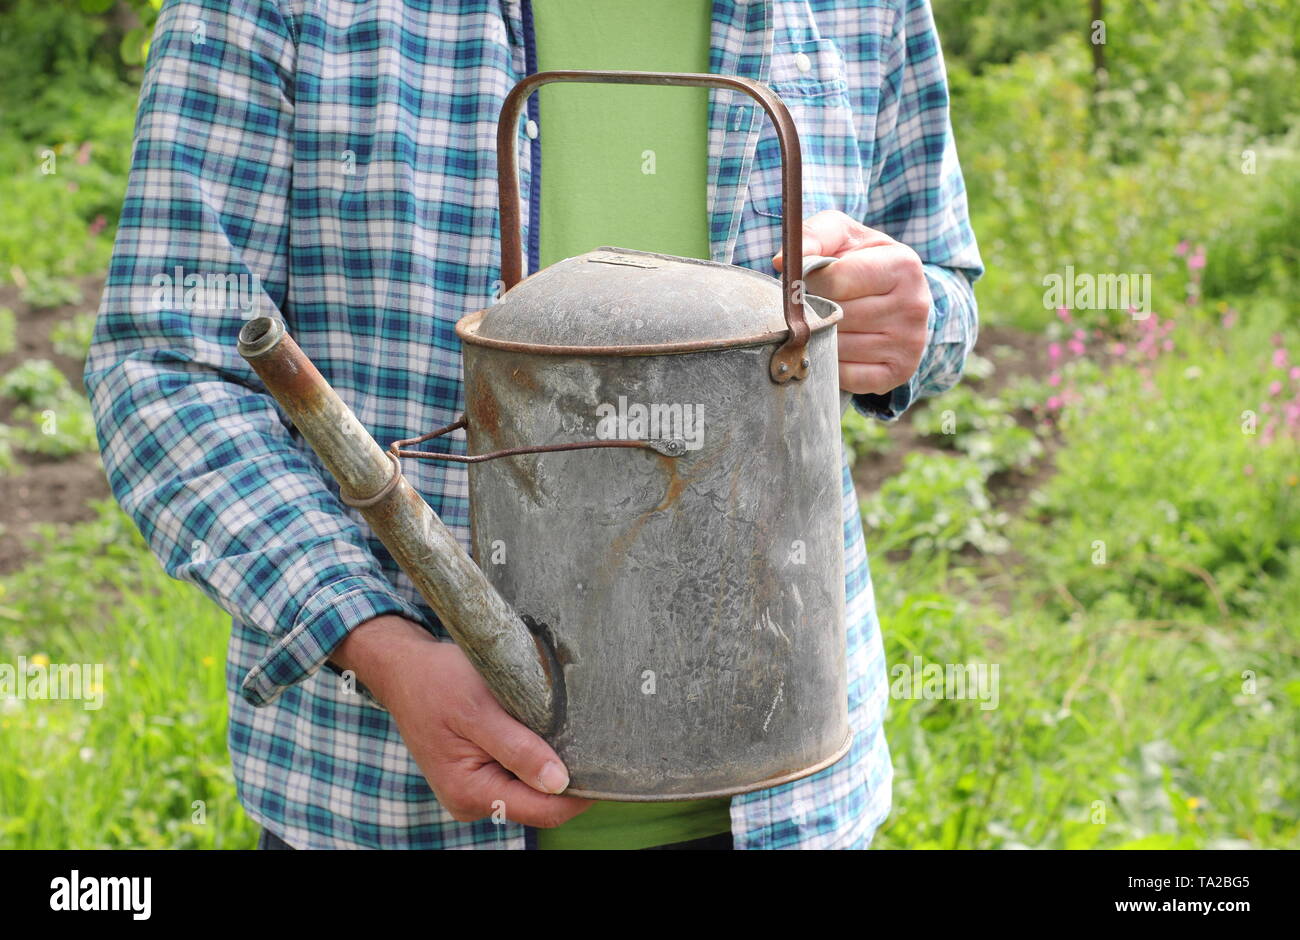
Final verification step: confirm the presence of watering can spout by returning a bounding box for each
[236,316,561,735]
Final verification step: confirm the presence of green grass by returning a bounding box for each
[0,503,256,849]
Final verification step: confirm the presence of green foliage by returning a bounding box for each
[10,398,98,457]
[0,359,69,406]
[0,307,15,356]
[0,360,97,456]
[50,312,97,360]
[0,424,16,475]
[841,406,891,463]
[912,384,1044,475]
[0,502,256,849]
[0,0,138,287]
[999,373,1053,412]
[942,0,1300,333]
[862,452,1010,556]
[874,552,1300,848]
[1201,137,1300,306]
[20,273,84,311]
[950,37,1243,332]
[933,0,1076,74]
[1025,309,1300,620]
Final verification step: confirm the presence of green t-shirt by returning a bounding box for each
[530,0,731,850]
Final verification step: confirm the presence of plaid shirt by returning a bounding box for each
[85,0,981,849]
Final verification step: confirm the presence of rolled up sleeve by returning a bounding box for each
[852,0,983,422]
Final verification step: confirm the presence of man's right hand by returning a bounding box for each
[330,615,593,827]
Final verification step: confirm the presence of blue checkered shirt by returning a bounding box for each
[85,0,981,849]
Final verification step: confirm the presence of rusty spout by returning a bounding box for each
[237,317,560,735]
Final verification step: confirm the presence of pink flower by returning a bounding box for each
[1176,240,1190,256]
[1068,339,1085,356]
[1057,307,1072,323]
[1261,402,1273,414]
[1046,396,1063,411]
[1273,348,1289,369]
[76,142,92,165]
[1222,309,1238,329]
[1162,339,1174,352]
[1270,380,1284,397]
[1187,246,1206,270]
[1272,333,1284,347]
[1074,329,1087,342]
[1048,342,1062,362]
[1111,342,1127,356]
[1290,366,1300,382]
[1048,372,1062,387]
[87,214,107,237]
[1244,464,1255,476]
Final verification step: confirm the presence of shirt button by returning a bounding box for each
[794,52,812,73]
[525,119,539,139]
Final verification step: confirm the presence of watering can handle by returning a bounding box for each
[497,70,812,384]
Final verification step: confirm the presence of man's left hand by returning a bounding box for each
[774,210,932,396]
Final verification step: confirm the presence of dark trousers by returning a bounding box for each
[258,827,733,850]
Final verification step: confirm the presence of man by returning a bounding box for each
[86,0,980,849]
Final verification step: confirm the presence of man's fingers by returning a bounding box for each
[836,292,931,336]
[837,330,925,393]
[469,697,575,796]
[772,210,894,270]
[799,243,922,301]
[449,762,593,827]
[838,360,903,397]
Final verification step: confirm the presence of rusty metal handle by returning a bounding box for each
[497,70,811,384]
[391,416,686,462]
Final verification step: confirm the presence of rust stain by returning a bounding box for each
[652,455,686,512]
[467,370,501,436]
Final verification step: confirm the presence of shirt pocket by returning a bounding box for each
[748,37,871,223]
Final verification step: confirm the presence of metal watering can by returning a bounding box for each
[237,71,850,800]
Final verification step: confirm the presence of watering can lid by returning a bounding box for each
[463,248,814,353]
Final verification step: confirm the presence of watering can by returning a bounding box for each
[236,71,851,800]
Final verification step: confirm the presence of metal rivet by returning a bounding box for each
[801,357,810,369]
[794,52,812,73]
[778,363,789,374]
[525,119,538,139]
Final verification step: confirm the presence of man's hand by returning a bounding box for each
[774,210,932,396]
[331,615,592,827]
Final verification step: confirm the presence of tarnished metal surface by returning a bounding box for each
[497,70,814,383]
[463,295,850,800]
[236,317,560,735]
